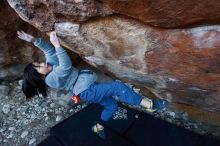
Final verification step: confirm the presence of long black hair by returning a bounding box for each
[22,63,47,99]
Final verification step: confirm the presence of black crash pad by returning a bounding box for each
[49,103,137,146]
[125,112,220,146]
[38,136,62,146]
[38,103,220,146]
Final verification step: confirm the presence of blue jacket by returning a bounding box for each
[34,38,97,95]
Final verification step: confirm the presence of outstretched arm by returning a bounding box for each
[49,31,72,75]
[17,30,58,65]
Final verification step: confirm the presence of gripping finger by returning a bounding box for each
[49,31,54,38]
[21,30,26,35]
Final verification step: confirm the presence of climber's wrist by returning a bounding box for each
[30,37,36,43]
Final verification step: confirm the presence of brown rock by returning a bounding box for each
[54,17,220,112]
[0,0,45,67]
[7,0,112,32]
[0,30,7,39]
[100,0,220,28]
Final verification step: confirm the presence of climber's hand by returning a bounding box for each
[50,31,61,48]
[17,30,35,43]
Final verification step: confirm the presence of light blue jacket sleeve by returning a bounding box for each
[34,38,58,66]
[53,47,72,75]
[34,38,72,75]
[34,38,76,89]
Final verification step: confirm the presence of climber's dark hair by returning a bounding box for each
[22,63,47,99]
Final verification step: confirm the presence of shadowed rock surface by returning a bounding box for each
[0,1,44,66]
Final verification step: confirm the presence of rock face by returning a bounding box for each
[0,1,45,66]
[100,0,220,28]
[60,19,220,113]
[0,0,47,80]
[0,1,80,80]
[6,0,220,114]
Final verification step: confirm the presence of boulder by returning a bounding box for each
[5,0,220,118]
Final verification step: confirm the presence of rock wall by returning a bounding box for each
[0,0,80,80]
[0,0,45,79]
[0,1,45,66]
[100,0,220,28]
[6,0,220,121]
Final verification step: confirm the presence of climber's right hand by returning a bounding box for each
[17,30,35,43]
[49,31,61,48]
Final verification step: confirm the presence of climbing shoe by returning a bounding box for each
[91,124,106,139]
[152,99,168,110]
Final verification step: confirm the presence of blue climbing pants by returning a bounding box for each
[80,81,142,122]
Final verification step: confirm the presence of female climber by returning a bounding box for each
[17,30,168,139]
